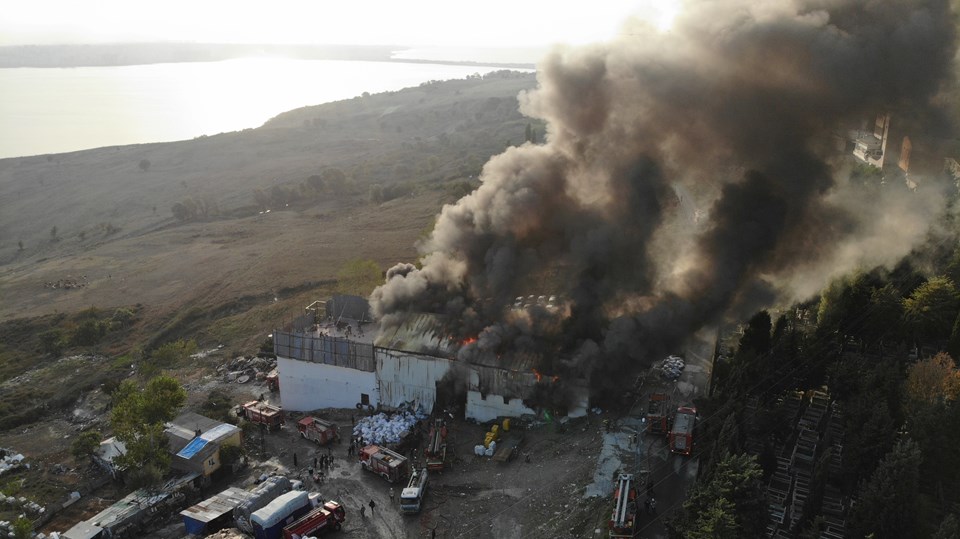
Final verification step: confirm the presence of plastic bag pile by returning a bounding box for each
[353,411,425,446]
[659,355,685,381]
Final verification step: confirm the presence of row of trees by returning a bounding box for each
[670,250,960,537]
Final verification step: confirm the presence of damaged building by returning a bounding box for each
[273,299,588,422]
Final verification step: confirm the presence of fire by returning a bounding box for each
[532,368,559,383]
[461,337,478,346]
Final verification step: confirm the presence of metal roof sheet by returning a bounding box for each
[180,487,255,524]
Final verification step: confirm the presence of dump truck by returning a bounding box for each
[297,416,339,445]
[281,501,345,538]
[424,419,447,471]
[241,401,284,431]
[358,444,410,483]
[399,468,429,514]
[646,393,672,434]
[608,473,639,538]
[668,406,697,456]
[251,490,311,539]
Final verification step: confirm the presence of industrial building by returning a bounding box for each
[273,300,588,422]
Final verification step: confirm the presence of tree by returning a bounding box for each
[904,352,959,414]
[12,516,32,539]
[670,453,767,538]
[903,276,960,347]
[71,430,102,461]
[111,376,186,488]
[139,159,151,172]
[933,514,960,539]
[849,438,922,539]
[337,259,382,296]
[864,284,903,347]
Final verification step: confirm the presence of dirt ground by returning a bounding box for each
[235,408,611,539]
[0,344,635,539]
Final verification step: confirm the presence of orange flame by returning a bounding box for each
[532,368,543,382]
[461,337,478,346]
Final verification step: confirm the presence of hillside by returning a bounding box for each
[0,71,539,343]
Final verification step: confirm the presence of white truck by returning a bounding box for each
[399,467,429,514]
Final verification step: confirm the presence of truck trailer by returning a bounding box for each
[646,393,672,434]
[250,490,311,539]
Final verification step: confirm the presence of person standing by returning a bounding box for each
[360,505,365,518]
[369,499,376,515]
[389,488,395,503]
[293,453,298,467]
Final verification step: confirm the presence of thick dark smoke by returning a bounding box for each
[370,0,958,396]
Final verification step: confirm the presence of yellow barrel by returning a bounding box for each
[502,418,511,431]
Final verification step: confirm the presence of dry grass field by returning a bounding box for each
[0,71,538,347]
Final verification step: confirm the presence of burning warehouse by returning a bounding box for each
[273,301,589,422]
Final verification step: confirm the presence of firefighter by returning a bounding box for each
[389,487,395,503]
[369,499,376,514]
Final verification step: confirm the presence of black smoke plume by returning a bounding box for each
[370,0,958,395]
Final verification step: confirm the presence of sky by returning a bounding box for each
[0,0,681,49]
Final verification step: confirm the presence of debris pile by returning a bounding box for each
[44,276,88,290]
[219,356,277,385]
[658,355,685,381]
[0,491,45,516]
[0,450,25,476]
[353,411,426,446]
[205,528,247,539]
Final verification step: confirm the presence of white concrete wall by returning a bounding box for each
[465,390,537,423]
[376,349,453,413]
[278,357,379,412]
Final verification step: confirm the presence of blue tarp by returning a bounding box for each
[176,436,210,459]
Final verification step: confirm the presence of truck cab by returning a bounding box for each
[668,406,697,455]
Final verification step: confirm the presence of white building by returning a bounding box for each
[273,313,588,423]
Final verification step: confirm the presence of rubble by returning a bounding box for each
[0,450,25,476]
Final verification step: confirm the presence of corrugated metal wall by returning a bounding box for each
[376,349,453,411]
[273,331,375,372]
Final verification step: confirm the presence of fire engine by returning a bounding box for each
[358,444,410,483]
[668,406,697,455]
[646,393,671,434]
[424,419,447,471]
[240,401,284,431]
[281,501,345,539]
[399,467,429,514]
[297,416,339,445]
[608,473,638,538]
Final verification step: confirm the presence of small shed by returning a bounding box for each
[180,487,255,536]
[166,413,242,477]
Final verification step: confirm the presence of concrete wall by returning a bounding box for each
[278,356,379,411]
[465,390,537,423]
[376,349,452,412]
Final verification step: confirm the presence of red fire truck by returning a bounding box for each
[668,406,697,455]
[608,473,638,538]
[646,393,671,434]
[241,401,284,431]
[297,416,339,446]
[424,419,447,471]
[359,444,410,483]
[281,501,345,539]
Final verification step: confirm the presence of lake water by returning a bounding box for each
[0,57,528,159]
